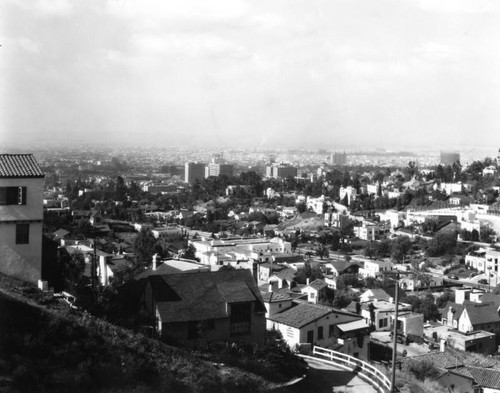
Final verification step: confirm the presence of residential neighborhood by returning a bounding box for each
[3,146,500,392]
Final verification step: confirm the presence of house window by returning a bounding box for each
[318,326,324,340]
[329,324,335,337]
[379,318,388,328]
[16,223,30,244]
[0,187,26,205]
[310,292,315,300]
[230,303,252,335]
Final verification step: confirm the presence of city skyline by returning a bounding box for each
[2,0,500,149]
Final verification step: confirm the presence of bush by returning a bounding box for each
[406,359,440,381]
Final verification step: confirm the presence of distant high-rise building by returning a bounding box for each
[185,162,206,183]
[440,151,460,166]
[206,160,234,178]
[265,162,297,179]
[330,151,347,166]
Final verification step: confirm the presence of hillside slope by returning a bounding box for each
[0,288,269,393]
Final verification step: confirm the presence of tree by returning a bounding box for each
[296,202,307,214]
[134,228,160,267]
[391,236,412,262]
[179,243,198,261]
[436,291,455,308]
[426,231,457,257]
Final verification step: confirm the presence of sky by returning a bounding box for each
[1,0,500,150]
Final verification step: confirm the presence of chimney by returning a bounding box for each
[440,338,446,352]
[268,283,273,293]
[152,253,158,271]
[306,278,310,285]
[100,256,108,286]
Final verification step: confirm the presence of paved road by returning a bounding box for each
[282,358,379,393]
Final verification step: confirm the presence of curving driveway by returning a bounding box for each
[282,357,378,393]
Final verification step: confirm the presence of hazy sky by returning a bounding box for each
[2,0,500,150]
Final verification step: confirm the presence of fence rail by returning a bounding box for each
[299,346,391,393]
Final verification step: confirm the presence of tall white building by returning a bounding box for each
[0,154,44,283]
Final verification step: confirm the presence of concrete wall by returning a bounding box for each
[0,177,44,283]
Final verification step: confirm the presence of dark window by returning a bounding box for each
[318,326,324,340]
[16,223,30,244]
[329,324,335,337]
[230,303,252,335]
[0,187,26,205]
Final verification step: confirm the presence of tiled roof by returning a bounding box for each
[268,301,361,329]
[402,351,464,370]
[268,302,333,328]
[261,291,293,303]
[0,154,44,178]
[467,366,500,389]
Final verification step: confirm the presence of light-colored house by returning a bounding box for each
[359,259,394,278]
[190,237,292,266]
[391,311,424,337]
[353,223,376,241]
[0,154,44,284]
[267,301,369,358]
[360,299,412,331]
[300,279,328,304]
[261,291,294,318]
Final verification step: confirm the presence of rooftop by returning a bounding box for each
[0,154,44,178]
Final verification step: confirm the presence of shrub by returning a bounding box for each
[406,359,440,381]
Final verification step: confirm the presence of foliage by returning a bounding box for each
[400,293,440,321]
[192,330,307,383]
[425,232,457,257]
[436,291,455,308]
[294,262,324,284]
[390,236,412,262]
[406,359,440,381]
[133,228,162,268]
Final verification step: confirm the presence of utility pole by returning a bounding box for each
[391,281,399,393]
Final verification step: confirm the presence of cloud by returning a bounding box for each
[411,0,500,14]
[107,0,249,25]
[413,42,457,63]
[3,0,72,16]
[131,32,249,59]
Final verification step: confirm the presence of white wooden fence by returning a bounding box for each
[299,346,392,393]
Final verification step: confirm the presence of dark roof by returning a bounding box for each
[0,154,44,178]
[305,279,328,291]
[272,267,297,281]
[329,260,359,272]
[438,301,466,320]
[268,302,332,328]
[151,269,266,323]
[268,301,361,329]
[463,302,500,326]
